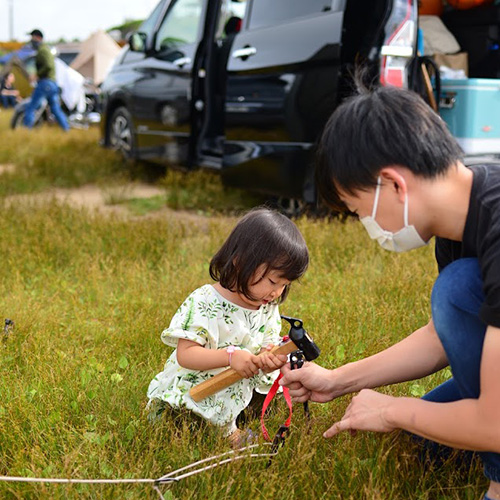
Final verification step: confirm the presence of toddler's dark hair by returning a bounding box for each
[209,207,309,303]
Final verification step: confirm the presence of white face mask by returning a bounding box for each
[359,177,428,252]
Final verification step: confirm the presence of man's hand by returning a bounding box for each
[279,362,338,403]
[324,389,396,438]
[255,344,288,373]
[230,350,260,378]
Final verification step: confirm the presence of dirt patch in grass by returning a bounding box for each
[4,182,212,228]
[6,183,159,214]
[0,163,16,175]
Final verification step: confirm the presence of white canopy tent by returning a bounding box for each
[70,30,121,85]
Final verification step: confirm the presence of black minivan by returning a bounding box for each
[100,0,418,203]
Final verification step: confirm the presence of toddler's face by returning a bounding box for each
[238,266,290,309]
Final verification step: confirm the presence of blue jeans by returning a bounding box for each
[23,79,69,131]
[1,95,17,108]
[421,258,500,482]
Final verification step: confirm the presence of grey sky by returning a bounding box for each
[0,0,160,42]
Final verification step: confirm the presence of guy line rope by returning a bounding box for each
[0,444,277,499]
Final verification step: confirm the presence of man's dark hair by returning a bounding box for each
[210,207,309,303]
[316,85,463,213]
[28,29,44,39]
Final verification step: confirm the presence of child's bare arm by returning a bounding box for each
[176,339,260,378]
[177,339,230,371]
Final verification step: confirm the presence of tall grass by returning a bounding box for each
[0,110,263,213]
[0,111,124,195]
[0,112,486,499]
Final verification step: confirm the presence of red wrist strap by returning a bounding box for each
[261,373,293,441]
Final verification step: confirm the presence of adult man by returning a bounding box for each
[280,85,500,499]
[23,29,69,131]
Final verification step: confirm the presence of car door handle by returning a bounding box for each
[173,56,191,68]
[231,46,257,59]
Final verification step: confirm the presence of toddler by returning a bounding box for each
[147,207,309,444]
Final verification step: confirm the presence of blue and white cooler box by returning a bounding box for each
[439,78,500,155]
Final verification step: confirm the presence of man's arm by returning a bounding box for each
[328,326,500,453]
[281,320,448,402]
[1,89,20,96]
[332,319,448,395]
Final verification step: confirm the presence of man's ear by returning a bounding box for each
[379,167,408,203]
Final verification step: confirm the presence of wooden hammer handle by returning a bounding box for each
[188,341,298,402]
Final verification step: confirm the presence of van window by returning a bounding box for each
[155,0,204,52]
[122,0,167,62]
[248,0,333,30]
[139,0,167,42]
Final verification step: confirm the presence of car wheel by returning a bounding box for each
[265,196,306,217]
[109,106,135,159]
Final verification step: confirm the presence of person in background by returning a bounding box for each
[23,29,69,131]
[0,72,21,108]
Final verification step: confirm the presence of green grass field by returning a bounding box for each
[0,111,486,499]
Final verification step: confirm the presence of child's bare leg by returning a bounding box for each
[228,428,245,448]
[225,421,257,449]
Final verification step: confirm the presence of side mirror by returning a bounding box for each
[128,32,147,53]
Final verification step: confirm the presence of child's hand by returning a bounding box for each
[256,344,288,373]
[230,350,260,379]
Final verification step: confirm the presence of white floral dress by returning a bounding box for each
[147,284,283,427]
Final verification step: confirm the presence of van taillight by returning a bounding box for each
[380,0,417,88]
[381,66,404,87]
